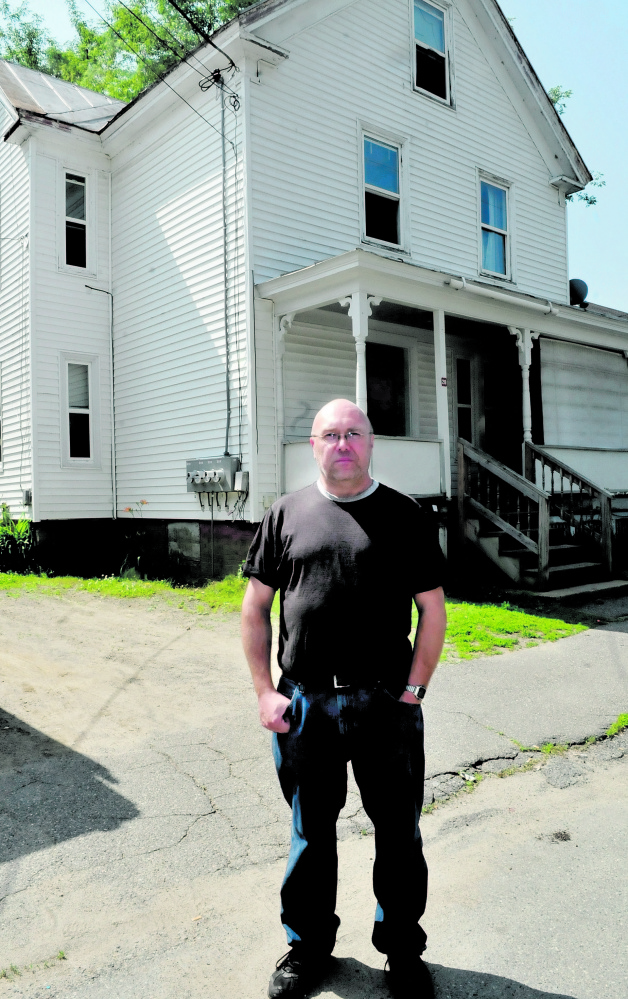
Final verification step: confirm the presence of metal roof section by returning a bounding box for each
[0,60,125,132]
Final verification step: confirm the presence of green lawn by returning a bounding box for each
[0,572,587,662]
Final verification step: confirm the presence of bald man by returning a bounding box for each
[242,399,447,999]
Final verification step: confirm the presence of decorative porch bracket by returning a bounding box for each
[339,293,382,413]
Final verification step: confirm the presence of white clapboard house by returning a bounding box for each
[1,0,628,586]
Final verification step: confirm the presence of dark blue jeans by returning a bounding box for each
[272,677,428,959]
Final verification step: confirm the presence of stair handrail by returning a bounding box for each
[458,438,552,582]
[524,442,613,498]
[462,440,550,501]
[524,441,613,574]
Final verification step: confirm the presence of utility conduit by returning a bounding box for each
[446,276,558,316]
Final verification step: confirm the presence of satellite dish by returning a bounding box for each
[569,279,589,307]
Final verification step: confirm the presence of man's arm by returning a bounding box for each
[399,586,447,704]
[241,576,291,733]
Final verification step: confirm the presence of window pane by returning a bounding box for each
[481,182,507,230]
[66,179,85,220]
[366,342,408,437]
[482,229,506,274]
[456,359,472,406]
[416,47,447,99]
[69,412,91,458]
[68,363,89,409]
[414,0,445,52]
[364,139,399,195]
[66,221,86,267]
[365,192,399,245]
[457,406,472,443]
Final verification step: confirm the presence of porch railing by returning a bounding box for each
[458,439,552,582]
[524,441,613,573]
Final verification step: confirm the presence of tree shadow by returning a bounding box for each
[0,707,139,865]
[309,958,577,998]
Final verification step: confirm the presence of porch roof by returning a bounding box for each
[256,249,628,353]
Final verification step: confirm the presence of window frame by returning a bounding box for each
[367,329,424,438]
[58,166,97,276]
[360,129,408,254]
[411,0,454,107]
[478,173,513,282]
[59,351,101,468]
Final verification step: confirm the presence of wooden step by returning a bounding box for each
[547,561,602,574]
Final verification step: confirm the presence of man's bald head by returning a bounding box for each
[311,399,373,437]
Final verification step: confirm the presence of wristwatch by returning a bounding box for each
[405,684,427,701]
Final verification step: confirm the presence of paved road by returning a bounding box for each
[0,590,626,998]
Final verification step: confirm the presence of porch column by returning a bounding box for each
[509,327,539,445]
[433,309,452,498]
[340,292,381,413]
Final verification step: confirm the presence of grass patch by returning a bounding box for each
[607,713,628,738]
[435,601,586,661]
[1,575,586,660]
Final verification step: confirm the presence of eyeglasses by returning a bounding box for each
[312,432,369,444]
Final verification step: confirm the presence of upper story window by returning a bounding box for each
[480,180,509,277]
[68,362,91,458]
[65,173,87,268]
[364,138,401,247]
[414,0,449,102]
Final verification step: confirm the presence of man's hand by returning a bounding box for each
[258,690,292,733]
[398,690,422,705]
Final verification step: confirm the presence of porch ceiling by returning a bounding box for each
[256,249,628,352]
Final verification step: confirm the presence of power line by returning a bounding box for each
[163,0,236,71]
[113,0,204,79]
[79,0,236,152]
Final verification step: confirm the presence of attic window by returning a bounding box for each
[414,0,449,102]
[363,138,401,246]
[65,173,86,268]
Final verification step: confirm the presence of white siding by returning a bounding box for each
[0,105,31,519]
[541,339,628,449]
[108,84,249,522]
[31,143,114,520]
[248,0,568,303]
[282,309,438,441]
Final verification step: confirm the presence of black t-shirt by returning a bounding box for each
[243,483,446,691]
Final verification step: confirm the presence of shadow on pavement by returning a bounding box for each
[0,707,139,865]
[310,958,577,998]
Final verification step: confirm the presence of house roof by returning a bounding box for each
[0,60,125,132]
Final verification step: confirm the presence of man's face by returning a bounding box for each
[310,403,374,489]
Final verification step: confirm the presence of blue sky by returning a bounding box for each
[23,0,628,312]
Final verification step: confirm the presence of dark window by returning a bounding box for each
[364,138,401,246]
[66,221,86,268]
[69,413,91,458]
[68,362,91,458]
[414,0,449,101]
[365,192,399,245]
[367,342,408,436]
[65,174,86,268]
[456,358,473,442]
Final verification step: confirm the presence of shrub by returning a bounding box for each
[0,503,33,572]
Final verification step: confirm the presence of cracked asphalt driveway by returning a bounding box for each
[0,589,626,999]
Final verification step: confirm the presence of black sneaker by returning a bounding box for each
[268,950,327,998]
[385,953,434,998]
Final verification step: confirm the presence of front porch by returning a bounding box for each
[255,248,628,588]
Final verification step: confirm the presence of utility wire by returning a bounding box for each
[113,0,205,79]
[79,0,235,152]
[163,0,236,70]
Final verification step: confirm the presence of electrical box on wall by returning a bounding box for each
[186,455,242,493]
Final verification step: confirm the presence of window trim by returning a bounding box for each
[360,128,409,254]
[478,173,513,282]
[58,166,97,277]
[411,0,454,108]
[367,329,424,437]
[60,351,101,468]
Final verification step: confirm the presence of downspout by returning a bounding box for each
[86,170,116,519]
[221,93,231,457]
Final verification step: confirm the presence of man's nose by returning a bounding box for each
[336,435,350,448]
